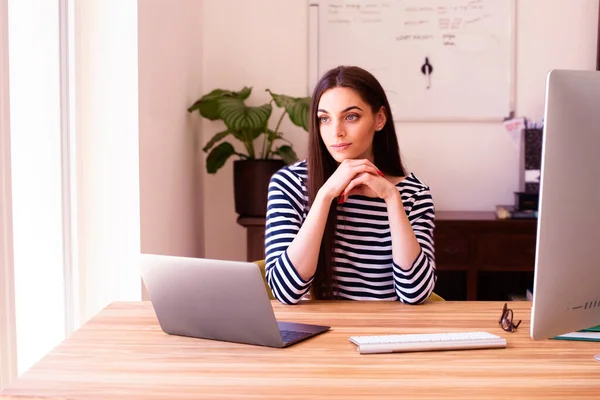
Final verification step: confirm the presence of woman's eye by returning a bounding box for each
[346,114,358,121]
[318,116,329,124]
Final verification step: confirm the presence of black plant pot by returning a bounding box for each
[233,159,285,217]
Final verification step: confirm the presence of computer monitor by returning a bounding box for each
[530,69,600,340]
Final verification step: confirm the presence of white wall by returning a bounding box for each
[201,0,599,262]
[74,0,141,324]
[138,0,204,261]
[202,0,310,261]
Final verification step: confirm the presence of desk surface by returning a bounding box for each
[1,301,599,399]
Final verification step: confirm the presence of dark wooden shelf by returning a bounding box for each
[238,211,538,301]
[433,211,537,300]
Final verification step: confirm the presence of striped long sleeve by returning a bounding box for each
[264,166,313,304]
[264,161,437,304]
[392,188,436,304]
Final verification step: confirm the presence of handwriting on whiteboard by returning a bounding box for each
[325,0,496,52]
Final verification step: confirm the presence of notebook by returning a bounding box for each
[552,326,600,342]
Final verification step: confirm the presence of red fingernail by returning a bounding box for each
[377,170,384,177]
[337,197,343,205]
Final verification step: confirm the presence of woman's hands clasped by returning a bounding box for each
[320,159,399,204]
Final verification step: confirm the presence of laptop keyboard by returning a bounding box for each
[280,329,311,344]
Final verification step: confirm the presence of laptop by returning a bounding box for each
[140,254,330,348]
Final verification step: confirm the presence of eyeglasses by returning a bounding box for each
[499,303,521,332]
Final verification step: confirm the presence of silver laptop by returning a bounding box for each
[140,254,330,348]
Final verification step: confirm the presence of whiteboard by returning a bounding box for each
[308,0,515,122]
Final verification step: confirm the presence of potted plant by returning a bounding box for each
[188,87,310,217]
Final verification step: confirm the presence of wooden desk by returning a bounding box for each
[2,301,599,399]
[238,211,538,301]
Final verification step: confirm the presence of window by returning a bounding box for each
[0,0,17,389]
[8,0,68,375]
[2,0,141,383]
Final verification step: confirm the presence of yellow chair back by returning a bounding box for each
[254,259,275,300]
[427,291,445,302]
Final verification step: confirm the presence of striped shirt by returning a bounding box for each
[265,160,436,305]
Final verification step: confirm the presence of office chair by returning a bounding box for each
[253,260,444,302]
[254,259,276,300]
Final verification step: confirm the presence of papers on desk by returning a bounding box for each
[552,326,600,342]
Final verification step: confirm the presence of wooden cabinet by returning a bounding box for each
[238,211,538,301]
[433,211,537,300]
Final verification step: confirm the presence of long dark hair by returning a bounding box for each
[307,65,407,300]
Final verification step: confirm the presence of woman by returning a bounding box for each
[265,66,436,304]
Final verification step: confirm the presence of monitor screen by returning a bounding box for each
[530,69,600,340]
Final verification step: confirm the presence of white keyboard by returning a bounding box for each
[349,331,506,354]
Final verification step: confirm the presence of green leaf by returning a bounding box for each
[274,145,298,165]
[206,142,236,174]
[187,87,253,120]
[249,127,265,141]
[200,89,236,102]
[235,87,252,101]
[267,90,310,131]
[202,130,231,152]
[187,89,232,120]
[267,129,282,141]
[230,130,246,142]
[218,97,272,131]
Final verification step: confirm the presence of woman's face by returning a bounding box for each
[317,87,386,163]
